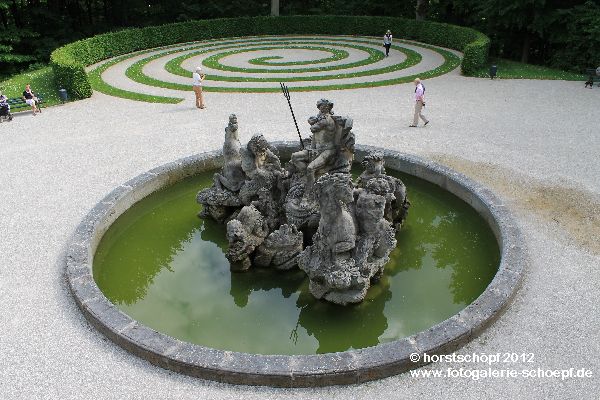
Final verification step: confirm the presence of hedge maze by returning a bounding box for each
[50,16,489,103]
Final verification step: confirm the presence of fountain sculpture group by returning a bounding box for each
[197,100,410,305]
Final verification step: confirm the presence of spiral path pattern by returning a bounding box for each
[88,35,461,103]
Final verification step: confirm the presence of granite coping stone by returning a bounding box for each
[65,242,90,280]
[413,315,472,356]
[353,339,420,382]
[70,273,103,305]
[84,297,134,333]
[101,184,133,205]
[64,143,526,387]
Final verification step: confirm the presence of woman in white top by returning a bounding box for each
[383,30,392,57]
[192,67,206,109]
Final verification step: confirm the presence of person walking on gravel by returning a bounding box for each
[192,67,205,109]
[410,78,429,127]
[383,30,392,57]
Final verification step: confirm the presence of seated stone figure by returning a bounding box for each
[221,135,288,271]
[298,172,399,305]
[286,99,355,229]
[290,99,354,192]
[226,205,269,271]
[254,224,304,270]
[197,114,247,222]
[238,134,285,206]
[354,179,398,281]
[213,114,245,192]
[357,151,410,229]
[298,173,365,305]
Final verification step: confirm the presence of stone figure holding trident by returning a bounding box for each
[291,99,339,190]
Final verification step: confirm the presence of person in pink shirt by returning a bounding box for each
[410,78,429,127]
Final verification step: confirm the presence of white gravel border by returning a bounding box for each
[0,64,598,399]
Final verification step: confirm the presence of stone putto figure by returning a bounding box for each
[214,114,245,192]
[254,224,304,270]
[226,205,269,271]
[357,151,410,229]
[196,114,246,222]
[238,133,284,206]
[297,173,363,305]
[196,101,410,305]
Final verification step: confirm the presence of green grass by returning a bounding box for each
[89,53,184,104]
[248,48,349,66]
[164,43,420,83]
[0,67,61,109]
[129,38,431,88]
[201,44,385,73]
[96,36,461,99]
[206,44,420,83]
[469,58,586,80]
[164,38,417,80]
[126,39,454,93]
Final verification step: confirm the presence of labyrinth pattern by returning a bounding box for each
[88,35,461,103]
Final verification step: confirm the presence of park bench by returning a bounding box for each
[6,94,44,112]
[585,69,600,88]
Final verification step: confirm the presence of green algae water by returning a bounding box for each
[93,168,500,355]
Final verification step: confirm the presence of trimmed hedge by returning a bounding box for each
[50,15,489,100]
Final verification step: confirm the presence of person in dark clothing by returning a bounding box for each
[383,30,392,57]
[0,90,13,122]
[23,84,41,115]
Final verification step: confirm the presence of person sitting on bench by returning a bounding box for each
[23,84,41,115]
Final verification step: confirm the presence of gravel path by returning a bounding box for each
[0,63,598,399]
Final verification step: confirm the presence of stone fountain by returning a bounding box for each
[68,96,521,385]
[197,100,410,305]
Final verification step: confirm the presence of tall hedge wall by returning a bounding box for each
[50,15,489,99]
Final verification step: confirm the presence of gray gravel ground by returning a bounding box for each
[0,70,599,399]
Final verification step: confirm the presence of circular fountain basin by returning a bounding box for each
[65,143,524,386]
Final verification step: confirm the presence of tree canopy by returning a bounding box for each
[0,0,598,79]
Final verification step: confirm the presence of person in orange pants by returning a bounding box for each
[192,67,205,109]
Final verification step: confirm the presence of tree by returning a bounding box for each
[416,0,429,20]
[548,1,600,71]
[475,0,589,63]
[0,1,37,77]
[272,0,280,16]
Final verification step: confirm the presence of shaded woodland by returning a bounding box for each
[1,0,598,78]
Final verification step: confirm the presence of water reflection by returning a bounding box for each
[94,192,203,305]
[94,171,499,354]
[229,268,304,308]
[295,276,391,353]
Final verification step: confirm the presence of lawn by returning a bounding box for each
[0,67,61,108]
[469,58,586,80]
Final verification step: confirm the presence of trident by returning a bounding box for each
[279,82,304,149]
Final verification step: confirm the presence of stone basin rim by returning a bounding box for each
[64,141,525,387]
